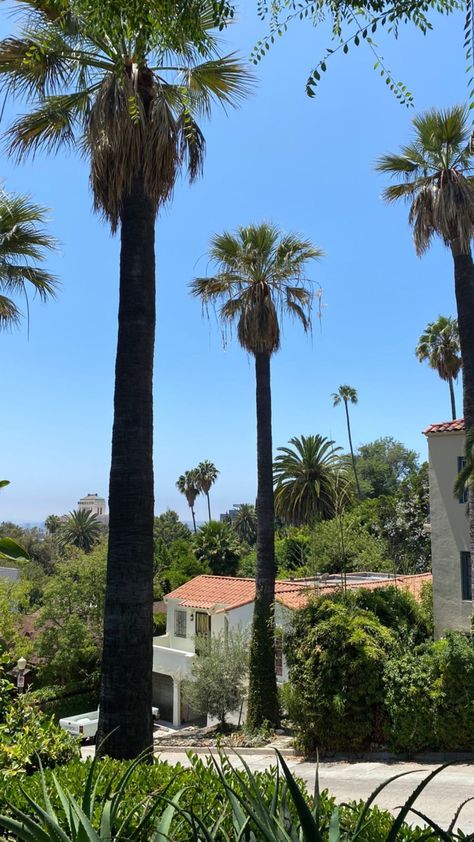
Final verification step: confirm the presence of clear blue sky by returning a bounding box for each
[0,6,467,523]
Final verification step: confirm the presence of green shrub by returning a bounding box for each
[383,647,438,753]
[0,696,79,776]
[431,632,474,750]
[285,601,393,752]
[383,632,474,753]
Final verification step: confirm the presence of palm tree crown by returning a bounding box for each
[273,434,345,526]
[416,316,461,381]
[332,385,358,407]
[0,1,252,230]
[176,470,201,532]
[416,315,461,420]
[375,106,474,256]
[190,223,322,355]
[196,460,219,520]
[60,509,102,553]
[0,189,57,329]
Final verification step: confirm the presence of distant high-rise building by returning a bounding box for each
[77,493,106,518]
[219,504,243,523]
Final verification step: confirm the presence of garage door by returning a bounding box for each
[152,673,173,723]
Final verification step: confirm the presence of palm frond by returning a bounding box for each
[0,294,21,329]
[182,53,255,116]
[6,89,94,159]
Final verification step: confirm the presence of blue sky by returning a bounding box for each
[0,5,467,523]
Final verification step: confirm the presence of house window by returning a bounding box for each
[275,629,283,677]
[458,457,468,504]
[174,610,187,638]
[461,552,472,601]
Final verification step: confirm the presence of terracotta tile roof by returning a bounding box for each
[165,573,432,612]
[279,573,432,610]
[424,419,464,434]
[165,575,307,611]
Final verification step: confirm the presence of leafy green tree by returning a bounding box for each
[183,630,249,727]
[356,437,419,498]
[332,385,361,497]
[416,316,461,420]
[0,0,250,759]
[376,106,474,589]
[191,223,321,729]
[154,511,191,547]
[193,520,240,576]
[35,544,106,685]
[176,470,201,533]
[196,461,219,521]
[307,511,391,575]
[154,539,208,597]
[232,503,257,545]
[59,509,101,554]
[0,188,57,330]
[273,434,344,526]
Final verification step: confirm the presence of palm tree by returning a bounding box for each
[0,1,251,758]
[232,503,257,545]
[191,222,322,729]
[176,471,201,533]
[193,520,240,576]
[332,385,361,497]
[0,189,57,329]
[416,316,462,420]
[376,105,474,586]
[196,460,219,520]
[60,509,102,554]
[273,434,345,526]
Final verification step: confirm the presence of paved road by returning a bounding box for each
[82,746,474,833]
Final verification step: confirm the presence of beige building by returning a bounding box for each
[424,420,473,637]
[77,493,107,518]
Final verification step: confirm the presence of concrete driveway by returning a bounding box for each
[81,746,474,833]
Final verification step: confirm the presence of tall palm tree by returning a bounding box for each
[60,509,102,554]
[416,316,462,420]
[273,434,345,525]
[176,470,201,533]
[332,385,361,497]
[196,460,219,520]
[376,105,474,588]
[0,189,57,329]
[191,222,322,729]
[0,1,250,758]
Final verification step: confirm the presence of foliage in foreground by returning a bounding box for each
[0,749,463,840]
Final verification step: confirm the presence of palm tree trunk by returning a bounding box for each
[191,506,197,533]
[448,377,457,421]
[344,398,361,498]
[247,351,279,730]
[97,173,155,760]
[206,492,212,521]
[452,241,474,599]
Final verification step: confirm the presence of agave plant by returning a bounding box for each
[0,750,468,841]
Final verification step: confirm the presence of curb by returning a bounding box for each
[153,744,300,757]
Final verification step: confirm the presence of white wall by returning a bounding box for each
[428,431,473,636]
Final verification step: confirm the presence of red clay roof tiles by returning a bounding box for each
[424,419,465,434]
[164,573,432,612]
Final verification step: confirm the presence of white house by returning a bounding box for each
[152,572,431,726]
[424,419,473,637]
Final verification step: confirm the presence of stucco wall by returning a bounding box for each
[428,431,473,636]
